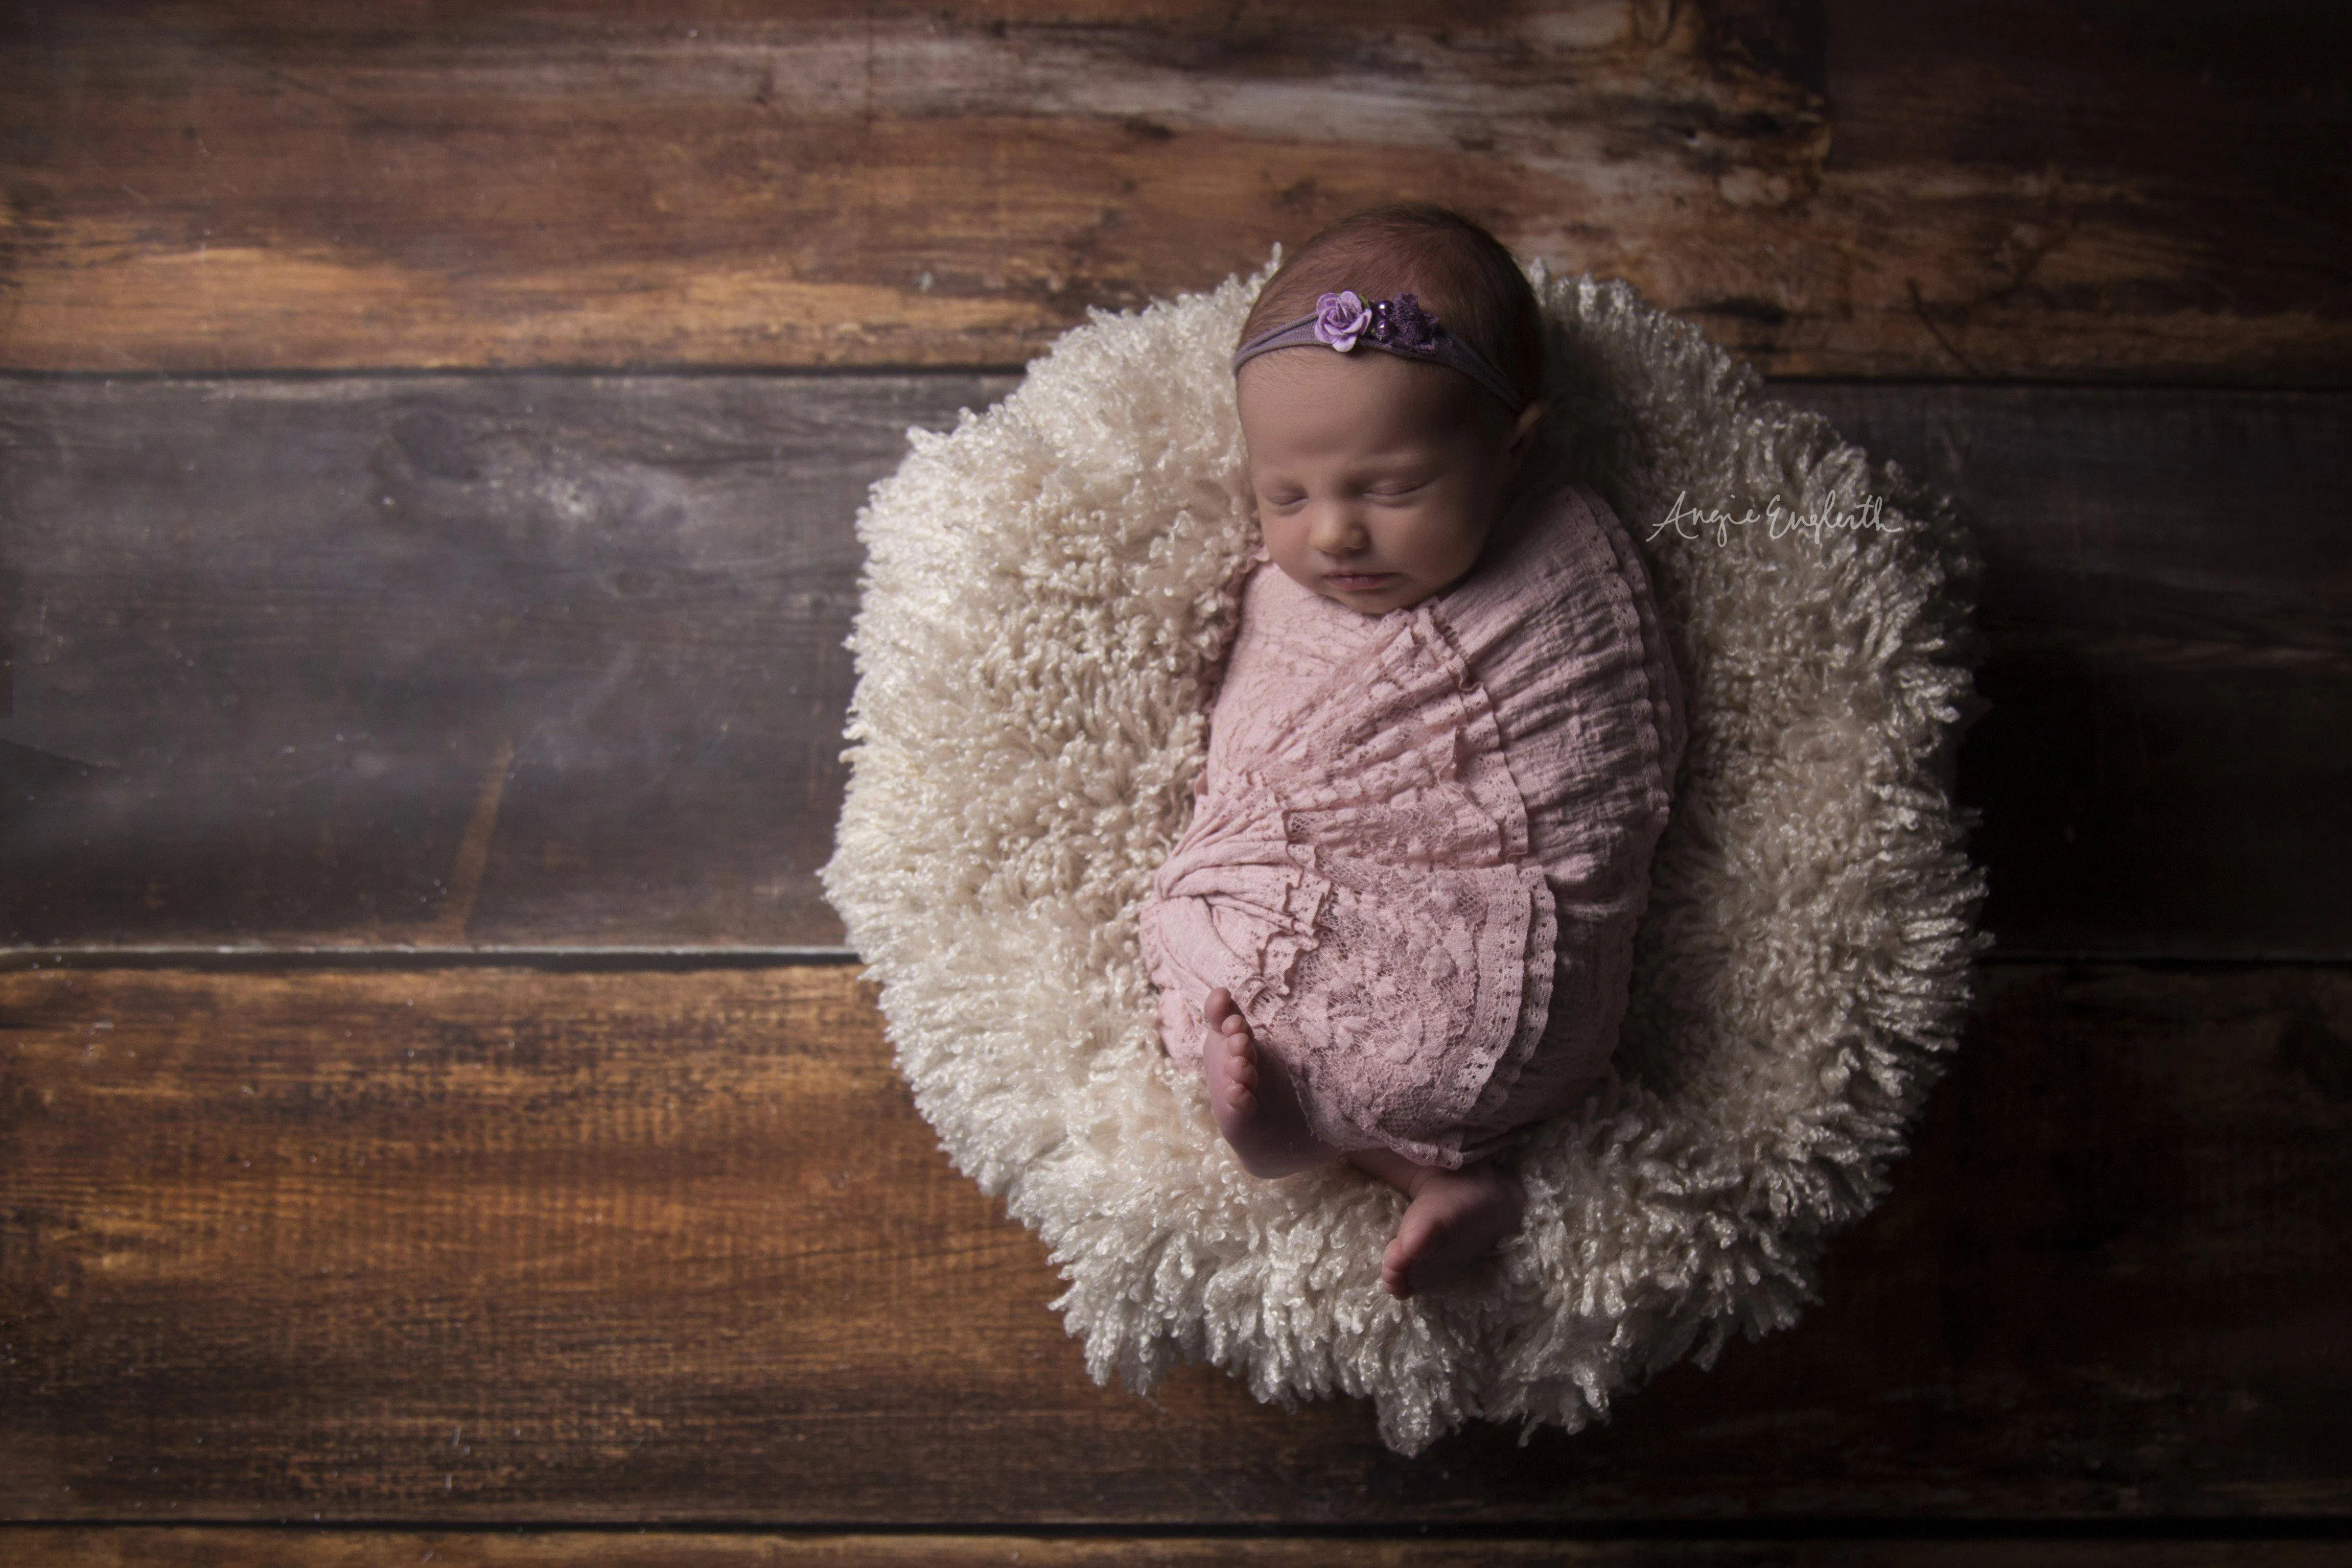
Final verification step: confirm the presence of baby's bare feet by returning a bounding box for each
[1381,1163,1526,1299]
[1201,987,1263,1141]
[1201,987,1331,1179]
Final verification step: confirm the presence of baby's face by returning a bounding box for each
[1237,348,1532,615]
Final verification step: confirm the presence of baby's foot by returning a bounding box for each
[1201,987,1329,1179]
[1381,1163,1526,1299]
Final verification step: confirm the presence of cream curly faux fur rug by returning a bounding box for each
[819,255,1991,1455]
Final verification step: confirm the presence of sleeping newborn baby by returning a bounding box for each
[1138,204,1686,1298]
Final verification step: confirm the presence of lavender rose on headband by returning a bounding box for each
[1232,287,1528,414]
[1313,290,1374,352]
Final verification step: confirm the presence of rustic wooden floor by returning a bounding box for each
[3,2,2346,1561]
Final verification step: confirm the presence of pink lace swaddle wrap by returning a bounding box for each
[1138,453,1686,1168]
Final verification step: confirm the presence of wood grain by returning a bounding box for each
[4,960,2346,1523]
[5,378,2344,956]
[2,1,2340,1554]
[1774,385,2352,958]
[0,372,1009,949]
[9,1531,2352,1566]
[3,1,2343,379]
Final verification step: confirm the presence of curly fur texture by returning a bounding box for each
[819,255,1992,1454]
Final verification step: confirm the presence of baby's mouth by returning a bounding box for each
[1324,570,1397,590]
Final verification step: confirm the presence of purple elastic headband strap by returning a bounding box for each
[1229,290,1529,416]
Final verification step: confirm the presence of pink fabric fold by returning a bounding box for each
[1139,448,1685,1168]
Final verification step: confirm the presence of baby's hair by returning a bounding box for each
[1239,204,1544,411]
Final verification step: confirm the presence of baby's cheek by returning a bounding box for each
[1419,502,1492,570]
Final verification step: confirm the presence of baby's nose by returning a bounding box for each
[1307,504,1370,555]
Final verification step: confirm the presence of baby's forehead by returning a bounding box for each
[1238,352,1479,428]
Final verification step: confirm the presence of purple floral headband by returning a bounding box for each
[1229,290,1529,415]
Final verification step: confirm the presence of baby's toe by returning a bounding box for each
[1381,1239,1413,1298]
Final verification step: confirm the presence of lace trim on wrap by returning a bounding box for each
[1512,486,1683,1106]
[1137,594,1561,1167]
[1139,771,1331,1023]
[1580,485,1687,830]
[1415,598,1559,1146]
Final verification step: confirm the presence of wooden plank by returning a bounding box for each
[3,961,2346,1523]
[8,1531,2351,1566]
[0,372,1010,948]
[2,2,2343,380]
[1773,386,2352,958]
[4,378,2345,956]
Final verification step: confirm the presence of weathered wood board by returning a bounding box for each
[4,961,2345,1523]
[1781,386,2352,958]
[4,2,2343,380]
[4,0,2347,1553]
[5,379,2344,955]
[0,373,1006,948]
[9,1532,2352,1566]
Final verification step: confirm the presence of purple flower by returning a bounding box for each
[1312,290,1372,352]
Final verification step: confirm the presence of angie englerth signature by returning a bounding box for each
[1646,489,1899,546]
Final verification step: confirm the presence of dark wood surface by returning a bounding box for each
[3,0,2346,1555]
[0,372,1008,949]
[2,1,2344,381]
[8,1534,2351,1566]
[1777,386,2352,959]
[3,961,2345,1523]
[4,380,2344,956]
